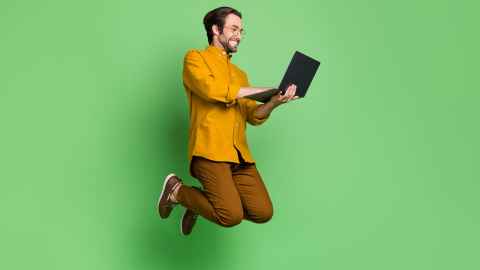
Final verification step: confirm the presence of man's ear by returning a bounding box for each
[212,24,220,36]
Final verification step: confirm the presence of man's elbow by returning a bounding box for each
[248,116,268,126]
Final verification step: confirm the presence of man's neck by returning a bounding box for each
[212,41,223,50]
[211,40,232,56]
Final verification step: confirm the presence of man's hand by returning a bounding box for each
[268,84,299,108]
[252,84,299,120]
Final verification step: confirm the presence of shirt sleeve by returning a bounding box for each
[183,50,240,106]
[240,73,269,126]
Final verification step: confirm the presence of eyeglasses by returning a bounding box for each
[223,26,245,37]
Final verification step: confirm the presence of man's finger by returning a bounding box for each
[287,88,296,100]
[288,87,296,99]
[287,84,294,93]
[287,86,294,97]
[284,90,291,99]
[287,89,294,98]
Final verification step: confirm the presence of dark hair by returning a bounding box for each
[203,6,242,44]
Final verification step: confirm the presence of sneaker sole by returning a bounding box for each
[157,173,176,217]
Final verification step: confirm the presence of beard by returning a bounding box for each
[220,36,240,54]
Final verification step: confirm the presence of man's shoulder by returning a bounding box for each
[183,48,203,60]
[184,47,219,64]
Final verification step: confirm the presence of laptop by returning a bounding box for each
[244,51,320,103]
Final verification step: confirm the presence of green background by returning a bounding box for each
[1,0,479,269]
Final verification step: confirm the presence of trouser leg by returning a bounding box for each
[176,156,244,227]
[231,163,274,223]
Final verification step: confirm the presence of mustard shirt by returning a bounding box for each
[182,45,270,173]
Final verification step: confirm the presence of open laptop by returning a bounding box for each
[244,51,320,103]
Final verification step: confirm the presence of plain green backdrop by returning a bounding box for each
[1,0,479,269]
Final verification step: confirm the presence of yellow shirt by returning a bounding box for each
[183,45,269,174]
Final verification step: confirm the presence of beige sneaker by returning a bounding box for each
[157,173,182,219]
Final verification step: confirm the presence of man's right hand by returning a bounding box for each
[268,84,298,107]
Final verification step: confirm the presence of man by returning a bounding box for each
[157,6,298,235]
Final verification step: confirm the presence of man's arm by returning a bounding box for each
[184,50,278,106]
[253,84,298,119]
[183,50,242,105]
[236,87,276,98]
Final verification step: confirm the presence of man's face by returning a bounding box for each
[216,14,243,54]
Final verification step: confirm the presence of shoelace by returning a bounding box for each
[167,182,182,204]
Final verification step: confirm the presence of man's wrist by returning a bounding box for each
[267,99,281,109]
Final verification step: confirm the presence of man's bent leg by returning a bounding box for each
[231,163,274,224]
[176,156,244,227]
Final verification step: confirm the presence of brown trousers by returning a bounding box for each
[176,155,273,227]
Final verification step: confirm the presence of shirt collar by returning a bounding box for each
[206,44,232,60]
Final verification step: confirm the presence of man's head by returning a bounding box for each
[203,7,244,54]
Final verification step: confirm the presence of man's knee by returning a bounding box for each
[216,208,244,227]
[250,205,273,224]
